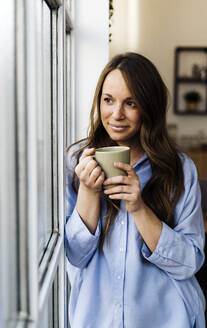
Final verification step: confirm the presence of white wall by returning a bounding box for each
[73,0,109,141]
[110,0,207,139]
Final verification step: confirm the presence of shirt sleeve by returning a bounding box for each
[141,155,205,280]
[64,147,101,269]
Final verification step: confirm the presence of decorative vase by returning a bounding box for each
[186,101,198,111]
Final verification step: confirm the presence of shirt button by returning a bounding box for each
[117,275,121,279]
[120,247,124,252]
[163,250,167,255]
[158,247,162,252]
[117,303,121,308]
[121,220,124,225]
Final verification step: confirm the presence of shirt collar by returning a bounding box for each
[132,153,148,170]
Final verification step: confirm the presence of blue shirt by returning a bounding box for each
[65,145,206,328]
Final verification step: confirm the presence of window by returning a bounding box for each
[37,0,53,260]
[0,1,18,326]
[0,0,73,326]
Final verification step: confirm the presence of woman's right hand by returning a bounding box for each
[75,148,105,193]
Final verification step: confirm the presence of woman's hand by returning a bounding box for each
[103,162,144,214]
[75,148,104,234]
[75,148,105,193]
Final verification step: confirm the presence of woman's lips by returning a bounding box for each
[109,123,129,132]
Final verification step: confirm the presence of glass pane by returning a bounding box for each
[0,0,18,325]
[39,285,54,328]
[67,0,71,10]
[37,1,53,260]
[66,34,72,145]
[39,270,61,328]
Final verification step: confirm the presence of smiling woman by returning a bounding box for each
[65,52,206,328]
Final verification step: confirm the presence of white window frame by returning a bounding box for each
[0,1,17,327]
[0,0,73,327]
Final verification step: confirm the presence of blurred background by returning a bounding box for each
[111,0,207,168]
[0,0,206,327]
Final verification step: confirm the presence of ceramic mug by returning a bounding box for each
[94,146,130,188]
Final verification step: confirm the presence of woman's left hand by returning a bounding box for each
[103,162,144,214]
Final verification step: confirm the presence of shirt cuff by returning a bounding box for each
[141,222,172,262]
[65,207,101,247]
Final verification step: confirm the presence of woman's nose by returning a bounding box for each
[112,102,125,119]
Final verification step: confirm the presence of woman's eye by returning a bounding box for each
[126,101,136,108]
[104,97,112,104]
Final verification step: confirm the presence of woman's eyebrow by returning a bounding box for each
[102,93,134,100]
[125,97,135,100]
[102,93,112,97]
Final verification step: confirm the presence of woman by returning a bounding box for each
[65,52,205,327]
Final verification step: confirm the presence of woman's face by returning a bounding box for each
[100,69,142,147]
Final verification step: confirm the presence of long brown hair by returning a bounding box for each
[68,52,184,250]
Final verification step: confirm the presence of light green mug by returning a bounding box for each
[94,146,130,188]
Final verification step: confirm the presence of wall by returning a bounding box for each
[110,0,207,139]
[72,0,109,141]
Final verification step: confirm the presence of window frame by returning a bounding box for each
[8,0,73,326]
[0,1,17,326]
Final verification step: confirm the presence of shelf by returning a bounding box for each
[175,110,207,115]
[177,77,207,84]
[174,46,207,115]
[177,46,207,53]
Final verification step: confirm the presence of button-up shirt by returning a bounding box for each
[65,145,205,328]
